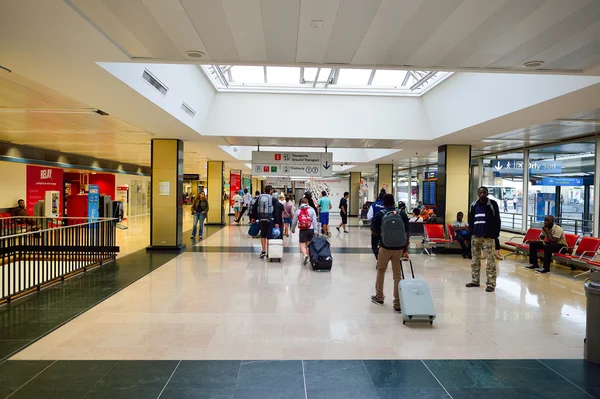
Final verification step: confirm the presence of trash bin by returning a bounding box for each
[585,272,600,363]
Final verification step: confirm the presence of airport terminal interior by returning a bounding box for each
[2,0,600,398]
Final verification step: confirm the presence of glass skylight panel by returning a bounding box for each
[266,67,300,84]
[371,70,408,87]
[229,66,264,84]
[336,69,371,86]
[201,65,451,95]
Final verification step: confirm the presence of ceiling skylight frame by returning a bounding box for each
[200,65,452,97]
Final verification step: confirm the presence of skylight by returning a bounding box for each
[202,65,451,96]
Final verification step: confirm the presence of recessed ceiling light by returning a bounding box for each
[310,20,323,28]
[523,61,544,68]
[185,51,205,58]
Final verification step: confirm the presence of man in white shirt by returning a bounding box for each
[236,189,253,223]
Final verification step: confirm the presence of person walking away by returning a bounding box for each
[232,191,243,223]
[408,208,423,223]
[191,192,209,239]
[371,194,410,313]
[503,198,508,213]
[304,191,318,214]
[251,185,281,259]
[368,193,386,262]
[235,189,252,223]
[466,186,501,292]
[283,194,294,237]
[526,215,566,274]
[452,212,471,259]
[291,198,319,265]
[318,191,332,237]
[337,192,349,234]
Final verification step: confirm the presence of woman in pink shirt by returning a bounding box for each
[283,194,295,237]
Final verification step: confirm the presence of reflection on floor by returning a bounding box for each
[1,359,599,399]
[13,221,587,361]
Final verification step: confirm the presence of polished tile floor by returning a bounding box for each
[1,359,600,399]
[11,217,588,361]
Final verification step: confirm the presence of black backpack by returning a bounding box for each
[309,236,333,271]
[381,209,407,248]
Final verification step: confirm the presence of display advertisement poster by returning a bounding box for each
[26,165,63,217]
[159,180,170,196]
[230,170,241,207]
[88,184,99,222]
[242,175,252,192]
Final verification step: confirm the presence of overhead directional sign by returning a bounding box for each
[539,177,585,186]
[490,160,562,175]
[252,151,333,177]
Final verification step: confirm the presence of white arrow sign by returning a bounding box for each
[494,162,503,171]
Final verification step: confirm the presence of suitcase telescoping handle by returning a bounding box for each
[400,257,415,279]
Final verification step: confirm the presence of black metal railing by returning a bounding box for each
[0,217,119,303]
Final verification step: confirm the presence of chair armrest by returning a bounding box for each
[579,251,598,260]
[557,247,570,254]
[507,236,522,243]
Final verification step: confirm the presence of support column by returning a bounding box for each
[417,172,424,206]
[522,150,530,233]
[437,145,471,225]
[148,139,184,251]
[191,180,198,197]
[376,164,393,195]
[594,138,600,237]
[349,172,361,216]
[207,161,225,225]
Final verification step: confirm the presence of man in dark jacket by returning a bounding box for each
[251,185,282,258]
[466,186,501,292]
[371,194,410,313]
[368,192,386,262]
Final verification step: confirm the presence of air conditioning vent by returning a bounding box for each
[142,70,168,95]
[181,102,196,117]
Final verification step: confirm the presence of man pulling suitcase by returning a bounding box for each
[370,194,410,313]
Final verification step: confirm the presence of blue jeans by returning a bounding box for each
[192,212,206,237]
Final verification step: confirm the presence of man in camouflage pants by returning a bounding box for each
[466,187,501,292]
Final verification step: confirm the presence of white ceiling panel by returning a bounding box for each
[489,1,600,69]
[467,0,592,68]
[295,0,340,63]
[441,0,546,67]
[407,0,507,67]
[323,0,382,64]
[141,0,212,61]
[222,0,267,62]
[530,20,600,68]
[260,0,300,63]
[181,0,239,61]
[546,42,600,71]
[351,0,423,65]
[100,0,182,60]
[383,0,463,66]
[68,0,154,59]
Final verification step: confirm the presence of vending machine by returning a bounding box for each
[88,184,99,222]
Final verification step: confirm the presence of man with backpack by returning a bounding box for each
[370,194,410,313]
[368,192,386,262]
[251,185,282,259]
[291,198,319,265]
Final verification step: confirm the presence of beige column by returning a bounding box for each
[148,139,184,251]
[207,161,225,225]
[437,145,471,224]
[377,164,393,195]
[349,172,361,216]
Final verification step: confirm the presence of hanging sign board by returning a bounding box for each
[252,151,333,177]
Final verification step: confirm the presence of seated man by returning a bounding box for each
[452,212,471,259]
[526,215,566,274]
[10,199,35,226]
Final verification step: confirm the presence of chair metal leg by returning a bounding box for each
[574,270,591,279]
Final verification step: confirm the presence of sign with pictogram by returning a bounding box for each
[251,151,333,177]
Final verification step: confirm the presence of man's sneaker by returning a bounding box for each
[526,265,539,269]
[190,236,195,239]
[394,306,402,313]
[336,227,340,232]
[467,254,473,259]
[344,231,349,234]
[485,286,495,292]
[303,255,309,265]
[536,269,550,274]
[465,282,480,288]
[199,236,202,240]
[259,252,266,259]
[327,232,332,238]
[371,296,384,306]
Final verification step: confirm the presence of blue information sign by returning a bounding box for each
[423,181,436,206]
[539,177,585,186]
[88,184,99,222]
[490,160,561,176]
[425,171,438,180]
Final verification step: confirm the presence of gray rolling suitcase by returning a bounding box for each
[399,258,436,325]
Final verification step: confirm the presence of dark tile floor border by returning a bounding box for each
[1,359,598,399]
[0,225,224,363]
